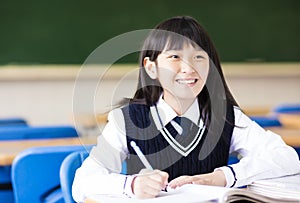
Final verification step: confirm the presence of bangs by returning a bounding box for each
[142,29,202,56]
[163,35,201,51]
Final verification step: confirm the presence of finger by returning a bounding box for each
[135,174,166,192]
[146,178,165,191]
[158,171,169,185]
[134,188,157,199]
[137,170,169,190]
[134,179,162,199]
[157,170,170,189]
[169,176,193,188]
[139,168,153,174]
[147,170,168,186]
[138,169,162,177]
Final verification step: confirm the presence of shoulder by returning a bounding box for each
[121,103,150,113]
[106,108,126,133]
[121,103,152,128]
[121,103,151,119]
[108,103,150,120]
[232,106,253,127]
[108,108,124,122]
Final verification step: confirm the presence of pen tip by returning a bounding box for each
[130,141,136,147]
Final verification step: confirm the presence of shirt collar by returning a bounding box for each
[153,94,200,127]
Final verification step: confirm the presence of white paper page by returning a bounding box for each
[252,173,300,189]
[88,184,232,203]
[249,173,300,200]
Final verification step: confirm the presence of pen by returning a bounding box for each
[130,141,169,192]
[130,141,153,170]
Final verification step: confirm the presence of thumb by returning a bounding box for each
[139,168,153,174]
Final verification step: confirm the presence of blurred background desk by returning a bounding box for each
[1,128,297,167]
[269,128,300,147]
[0,137,96,166]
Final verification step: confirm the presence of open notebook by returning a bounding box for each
[88,173,300,203]
[88,184,231,203]
[246,173,300,202]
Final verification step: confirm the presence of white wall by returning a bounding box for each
[1,64,299,126]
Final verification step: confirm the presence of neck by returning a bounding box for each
[163,93,196,116]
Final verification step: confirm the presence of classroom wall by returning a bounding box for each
[1,64,299,126]
[1,1,299,127]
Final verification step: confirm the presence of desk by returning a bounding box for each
[0,136,97,166]
[267,128,300,147]
[1,128,298,166]
[278,113,300,129]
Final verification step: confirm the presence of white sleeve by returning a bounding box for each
[217,108,300,188]
[72,108,135,202]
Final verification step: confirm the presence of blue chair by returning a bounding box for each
[59,151,89,203]
[0,118,27,127]
[0,125,79,203]
[0,125,78,140]
[0,114,26,203]
[272,104,300,159]
[60,151,127,203]
[249,116,282,128]
[228,152,240,165]
[11,145,92,203]
[0,177,14,203]
[273,104,300,114]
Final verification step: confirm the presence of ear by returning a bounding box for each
[143,57,157,79]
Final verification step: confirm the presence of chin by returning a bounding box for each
[177,94,198,100]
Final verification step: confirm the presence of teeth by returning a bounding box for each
[177,79,196,84]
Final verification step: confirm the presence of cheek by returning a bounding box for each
[157,63,178,79]
[196,62,209,82]
[157,71,175,86]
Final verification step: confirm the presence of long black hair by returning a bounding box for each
[131,16,239,127]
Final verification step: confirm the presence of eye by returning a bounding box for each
[170,55,180,59]
[194,55,205,60]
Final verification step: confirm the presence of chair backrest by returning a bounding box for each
[272,104,300,114]
[11,145,92,203]
[249,116,282,127]
[0,118,27,127]
[228,152,240,165]
[60,151,127,203]
[60,151,89,203]
[0,125,78,140]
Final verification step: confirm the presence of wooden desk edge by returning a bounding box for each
[0,137,96,166]
[1,130,299,166]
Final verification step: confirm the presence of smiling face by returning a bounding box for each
[144,43,209,113]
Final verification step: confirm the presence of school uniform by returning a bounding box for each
[72,96,300,202]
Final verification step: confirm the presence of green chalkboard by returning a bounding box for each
[0,0,299,64]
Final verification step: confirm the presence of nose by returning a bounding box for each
[180,59,195,74]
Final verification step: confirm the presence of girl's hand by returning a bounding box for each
[132,169,169,199]
[168,170,226,189]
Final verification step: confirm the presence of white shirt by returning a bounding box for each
[72,98,300,202]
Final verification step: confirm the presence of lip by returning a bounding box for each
[175,78,198,86]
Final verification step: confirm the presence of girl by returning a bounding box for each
[72,16,300,201]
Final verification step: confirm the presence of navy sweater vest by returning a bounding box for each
[122,103,234,181]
